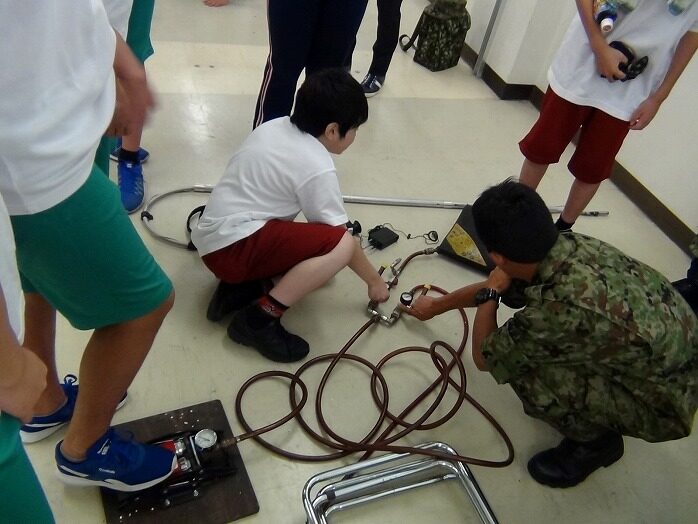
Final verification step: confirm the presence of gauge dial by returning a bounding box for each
[194,428,218,450]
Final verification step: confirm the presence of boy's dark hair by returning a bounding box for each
[472,179,558,263]
[290,68,368,137]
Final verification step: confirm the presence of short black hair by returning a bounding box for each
[472,179,559,263]
[290,68,368,137]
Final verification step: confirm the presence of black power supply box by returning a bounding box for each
[368,225,399,249]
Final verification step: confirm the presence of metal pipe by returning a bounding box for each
[139,186,609,249]
[474,0,505,78]
[343,194,466,209]
[344,194,608,216]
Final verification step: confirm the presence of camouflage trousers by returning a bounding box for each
[508,371,693,443]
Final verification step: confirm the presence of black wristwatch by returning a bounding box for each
[475,287,501,306]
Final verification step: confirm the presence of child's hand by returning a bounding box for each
[629,95,661,130]
[594,45,628,82]
[0,348,47,423]
[368,281,390,303]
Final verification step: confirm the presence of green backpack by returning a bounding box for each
[400,0,471,72]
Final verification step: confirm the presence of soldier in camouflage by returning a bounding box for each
[402,181,698,488]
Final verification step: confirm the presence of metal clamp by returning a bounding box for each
[366,260,406,325]
[303,441,498,524]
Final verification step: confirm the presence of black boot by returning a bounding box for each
[527,432,624,488]
[206,280,264,321]
[227,305,309,363]
[672,278,698,313]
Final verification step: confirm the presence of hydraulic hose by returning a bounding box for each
[229,249,515,469]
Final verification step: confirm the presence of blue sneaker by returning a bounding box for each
[109,140,150,163]
[21,374,128,444]
[118,160,145,214]
[56,429,177,491]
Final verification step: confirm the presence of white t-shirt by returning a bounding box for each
[549,0,698,121]
[0,1,116,215]
[0,197,23,342]
[102,0,135,39]
[192,117,349,256]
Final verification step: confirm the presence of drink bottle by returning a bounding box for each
[594,0,618,33]
[667,0,693,15]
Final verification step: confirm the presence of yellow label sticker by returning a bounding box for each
[445,224,486,265]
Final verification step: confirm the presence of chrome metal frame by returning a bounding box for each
[302,442,498,524]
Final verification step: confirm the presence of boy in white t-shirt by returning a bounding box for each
[519,0,698,231]
[1,1,176,492]
[192,69,389,363]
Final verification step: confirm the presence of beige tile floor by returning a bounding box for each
[26,1,695,523]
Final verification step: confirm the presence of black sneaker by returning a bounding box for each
[227,307,309,363]
[360,74,385,98]
[527,432,624,488]
[206,280,264,321]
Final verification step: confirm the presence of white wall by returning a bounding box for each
[465,0,698,229]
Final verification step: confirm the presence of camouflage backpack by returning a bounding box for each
[399,0,471,72]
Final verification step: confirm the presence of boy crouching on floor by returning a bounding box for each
[191,69,389,363]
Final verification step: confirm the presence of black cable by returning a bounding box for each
[381,222,439,245]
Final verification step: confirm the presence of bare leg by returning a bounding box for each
[120,127,143,154]
[519,159,548,189]
[269,232,355,306]
[60,292,174,459]
[561,179,601,224]
[23,293,63,415]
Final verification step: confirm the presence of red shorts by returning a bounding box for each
[202,220,347,283]
[519,88,630,184]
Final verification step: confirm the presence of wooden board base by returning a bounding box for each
[101,400,259,524]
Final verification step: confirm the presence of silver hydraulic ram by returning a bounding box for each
[140,186,609,249]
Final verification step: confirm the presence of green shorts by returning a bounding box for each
[0,414,54,523]
[11,166,172,330]
[127,0,156,63]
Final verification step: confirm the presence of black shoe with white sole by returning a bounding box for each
[360,73,385,97]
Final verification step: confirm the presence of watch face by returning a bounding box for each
[475,288,498,305]
[194,429,218,450]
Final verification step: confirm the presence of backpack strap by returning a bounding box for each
[399,11,426,52]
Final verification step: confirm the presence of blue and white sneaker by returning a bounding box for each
[21,374,128,444]
[56,429,177,492]
[109,140,150,163]
[118,160,145,214]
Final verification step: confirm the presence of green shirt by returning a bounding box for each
[481,233,698,441]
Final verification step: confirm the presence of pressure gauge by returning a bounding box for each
[194,429,218,450]
[400,292,413,307]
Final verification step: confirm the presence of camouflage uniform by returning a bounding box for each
[691,234,698,259]
[481,233,698,443]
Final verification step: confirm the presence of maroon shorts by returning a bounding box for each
[202,219,347,283]
[519,88,630,184]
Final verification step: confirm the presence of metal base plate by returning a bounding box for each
[101,400,259,524]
